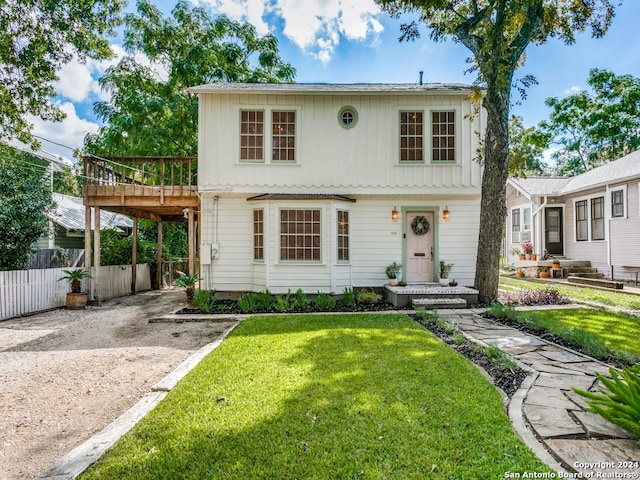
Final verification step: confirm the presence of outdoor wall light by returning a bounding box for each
[442,206,450,220]
[391,206,399,222]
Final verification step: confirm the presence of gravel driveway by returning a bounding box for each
[0,289,231,480]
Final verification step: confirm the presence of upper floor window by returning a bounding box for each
[272,111,296,162]
[576,200,588,241]
[280,209,320,261]
[240,110,264,161]
[253,209,264,261]
[432,111,455,162]
[337,210,349,262]
[611,189,624,218]
[400,111,424,162]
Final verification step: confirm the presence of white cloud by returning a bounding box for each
[198,0,384,63]
[29,102,100,162]
[563,85,581,95]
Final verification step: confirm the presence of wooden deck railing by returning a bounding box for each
[84,156,197,192]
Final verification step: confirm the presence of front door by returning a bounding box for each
[406,212,434,283]
[545,207,563,256]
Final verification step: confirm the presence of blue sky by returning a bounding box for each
[33,0,640,161]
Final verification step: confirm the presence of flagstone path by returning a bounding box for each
[439,308,639,478]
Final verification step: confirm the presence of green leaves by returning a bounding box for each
[85,0,296,157]
[0,143,54,270]
[0,0,125,148]
[541,69,640,175]
[572,365,640,441]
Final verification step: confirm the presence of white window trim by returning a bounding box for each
[237,106,300,165]
[510,205,532,244]
[428,108,459,165]
[398,109,426,164]
[239,109,266,163]
[607,184,628,220]
[336,208,351,264]
[252,208,265,263]
[573,193,607,243]
[277,206,323,264]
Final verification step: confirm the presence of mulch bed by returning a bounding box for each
[412,314,529,398]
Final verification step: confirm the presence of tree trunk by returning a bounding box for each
[474,86,511,303]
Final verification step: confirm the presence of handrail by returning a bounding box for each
[83,156,198,189]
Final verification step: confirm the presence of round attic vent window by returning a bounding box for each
[338,106,357,129]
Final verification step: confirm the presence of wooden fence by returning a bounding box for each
[0,264,151,320]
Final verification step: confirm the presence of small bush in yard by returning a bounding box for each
[573,364,640,443]
[338,287,355,307]
[258,290,273,309]
[356,288,382,305]
[501,288,570,306]
[237,292,259,313]
[486,345,517,371]
[292,289,310,309]
[488,302,519,321]
[414,307,439,325]
[315,292,335,310]
[193,290,216,312]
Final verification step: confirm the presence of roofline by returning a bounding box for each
[187,82,480,96]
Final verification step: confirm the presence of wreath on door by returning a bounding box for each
[411,215,430,235]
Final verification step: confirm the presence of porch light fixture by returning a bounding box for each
[442,206,450,220]
[391,206,399,222]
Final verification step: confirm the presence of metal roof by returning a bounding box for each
[48,193,133,231]
[188,82,477,95]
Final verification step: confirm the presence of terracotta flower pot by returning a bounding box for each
[539,271,550,278]
[66,292,88,310]
[516,271,524,277]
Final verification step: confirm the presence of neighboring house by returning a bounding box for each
[189,82,486,295]
[506,150,640,279]
[35,193,133,250]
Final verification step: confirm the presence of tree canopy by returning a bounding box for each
[508,115,547,178]
[84,0,296,157]
[540,69,640,176]
[375,0,617,301]
[0,143,54,270]
[0,0,124,149]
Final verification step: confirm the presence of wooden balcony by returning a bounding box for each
[83,156,199,221]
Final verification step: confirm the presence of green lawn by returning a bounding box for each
[499,275,640,310]
[80,314,549,479]
[510,308,640,358]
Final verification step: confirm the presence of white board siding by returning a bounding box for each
[564,196,609,274]
[199,193,481,292]
[610,217,640,267]
[198,93,483,194]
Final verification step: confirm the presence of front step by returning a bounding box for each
[569,272,605,279]
[384,285,479,308]
[412,297,468,309]
[567,276,624,290]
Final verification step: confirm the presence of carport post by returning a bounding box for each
[131,216,138,294]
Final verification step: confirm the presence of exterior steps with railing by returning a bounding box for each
[384,284,479,308]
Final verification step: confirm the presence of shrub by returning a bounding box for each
[356,288,382,305]
[193,289,216,313]
[572,365,640,442]
[487,302,519,321]
[315,292,336,311]
[414,307,439,325]
[486,345,517,371]
[501,288,570,306]
[292,289,310,310]
[237,292,259,313]
[258,290,273,310]
[275,291,293,312]
[338,287,355,307]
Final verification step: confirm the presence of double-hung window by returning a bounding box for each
[240,111,264,161]
[431,111,455,162]
[611,189,624,218]
[272,111,296,162]
[253,209,264,261]
[400,111,424,162]
[511,206,531,243]
[337,210,349,262]
[575,196,605,241]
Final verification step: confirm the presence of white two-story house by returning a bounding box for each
[189,83,485,295]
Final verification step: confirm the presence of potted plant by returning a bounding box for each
[551,259,561,269]
[522,242,534,260]
[439,260,453,286]
[448,279,458,287]
[58,268,91,309]
[515,268,524,277]
[531,252,538,261]
[538,266,550,278]
[385,262,402,286]
[175,272,199,308]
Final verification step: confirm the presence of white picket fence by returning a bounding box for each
[0,264,151,320]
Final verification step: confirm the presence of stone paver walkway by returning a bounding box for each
[439,308,639,477]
